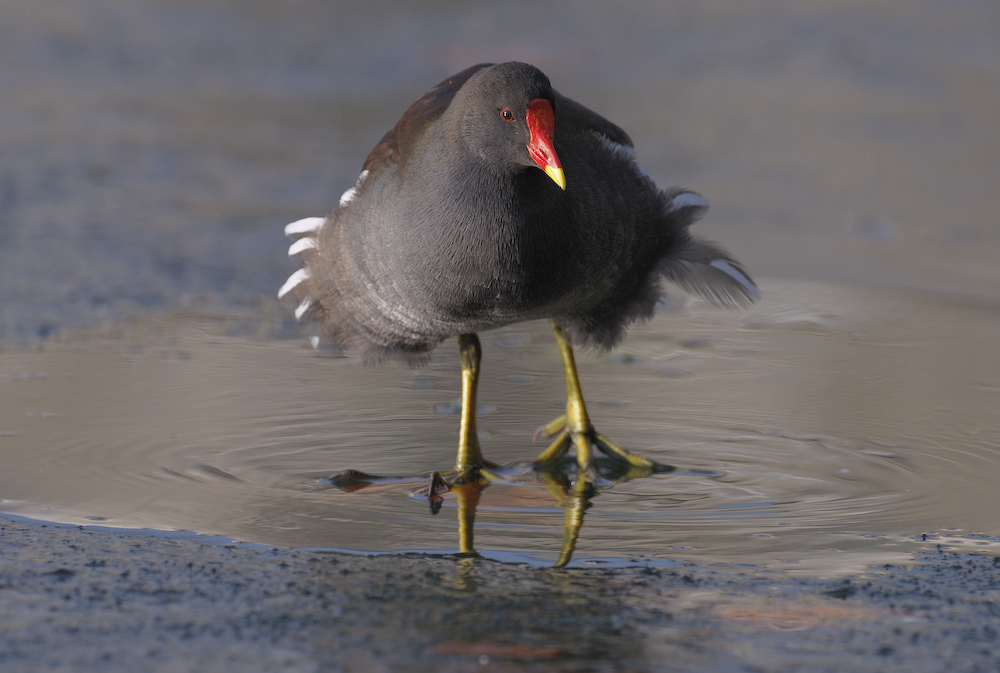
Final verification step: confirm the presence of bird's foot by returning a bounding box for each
[532,414,675,478]
[328,461,515,516]
[425,471,450,515]
[421,463,508,514]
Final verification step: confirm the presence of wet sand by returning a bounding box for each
[3,0,1000,670]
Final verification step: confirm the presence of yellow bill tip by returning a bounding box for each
[544,164,567,190]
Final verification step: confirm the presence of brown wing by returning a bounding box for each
[552,89,633,148]
[362,63,494,173]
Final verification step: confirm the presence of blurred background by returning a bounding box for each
[2,0,998,345]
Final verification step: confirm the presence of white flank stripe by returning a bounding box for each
[284,217,324,237]
[309,335,320,350]
[709,260,761,300]
[278,268,310,299]
[294,297,313,320]
[357,169,369,185]
[339,187,357,208]
[668,192,709,211]
[288,237,317,256]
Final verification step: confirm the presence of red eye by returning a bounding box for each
[500,108,514,121]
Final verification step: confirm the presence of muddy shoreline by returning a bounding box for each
[2,513,997,672]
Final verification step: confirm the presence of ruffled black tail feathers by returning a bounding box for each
[657,189,760,309]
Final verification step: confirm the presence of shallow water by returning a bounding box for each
[3,279,998,574]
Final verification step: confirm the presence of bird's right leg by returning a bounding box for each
[425,332,492,500]
[420,333,492,536]
[455,332,487,473]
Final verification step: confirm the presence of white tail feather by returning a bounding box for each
[288,237,317,256]
[294,297,313,320]
[667,192,709,211]
[284,217,324,237]
[278,268,310,299]
[339,187,357,208]
[708,260,761,300]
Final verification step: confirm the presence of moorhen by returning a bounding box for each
[279,62,758,484]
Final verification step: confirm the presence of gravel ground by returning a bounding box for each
[3,514,999,673]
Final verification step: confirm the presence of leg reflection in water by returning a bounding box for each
[328,456,672,568]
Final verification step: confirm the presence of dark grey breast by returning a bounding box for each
[279,62,759,364]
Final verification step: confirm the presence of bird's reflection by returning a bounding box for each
[328,457,671,568]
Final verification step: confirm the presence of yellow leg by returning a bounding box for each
[534,430,572,464]
[455,333,486,474]
[554,477,593,568]
[549,321,595,468]
[530,321,596,469]
[535,320,663,472]
[556,324,596,466]
[452,334,489,555]
[453,478,484,555]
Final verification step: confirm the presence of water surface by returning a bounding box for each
[3,279,997,574]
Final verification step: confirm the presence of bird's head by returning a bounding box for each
[453,62,566,190]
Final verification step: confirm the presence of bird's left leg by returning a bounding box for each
[533,320,671,473]
[533,465,595,567]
